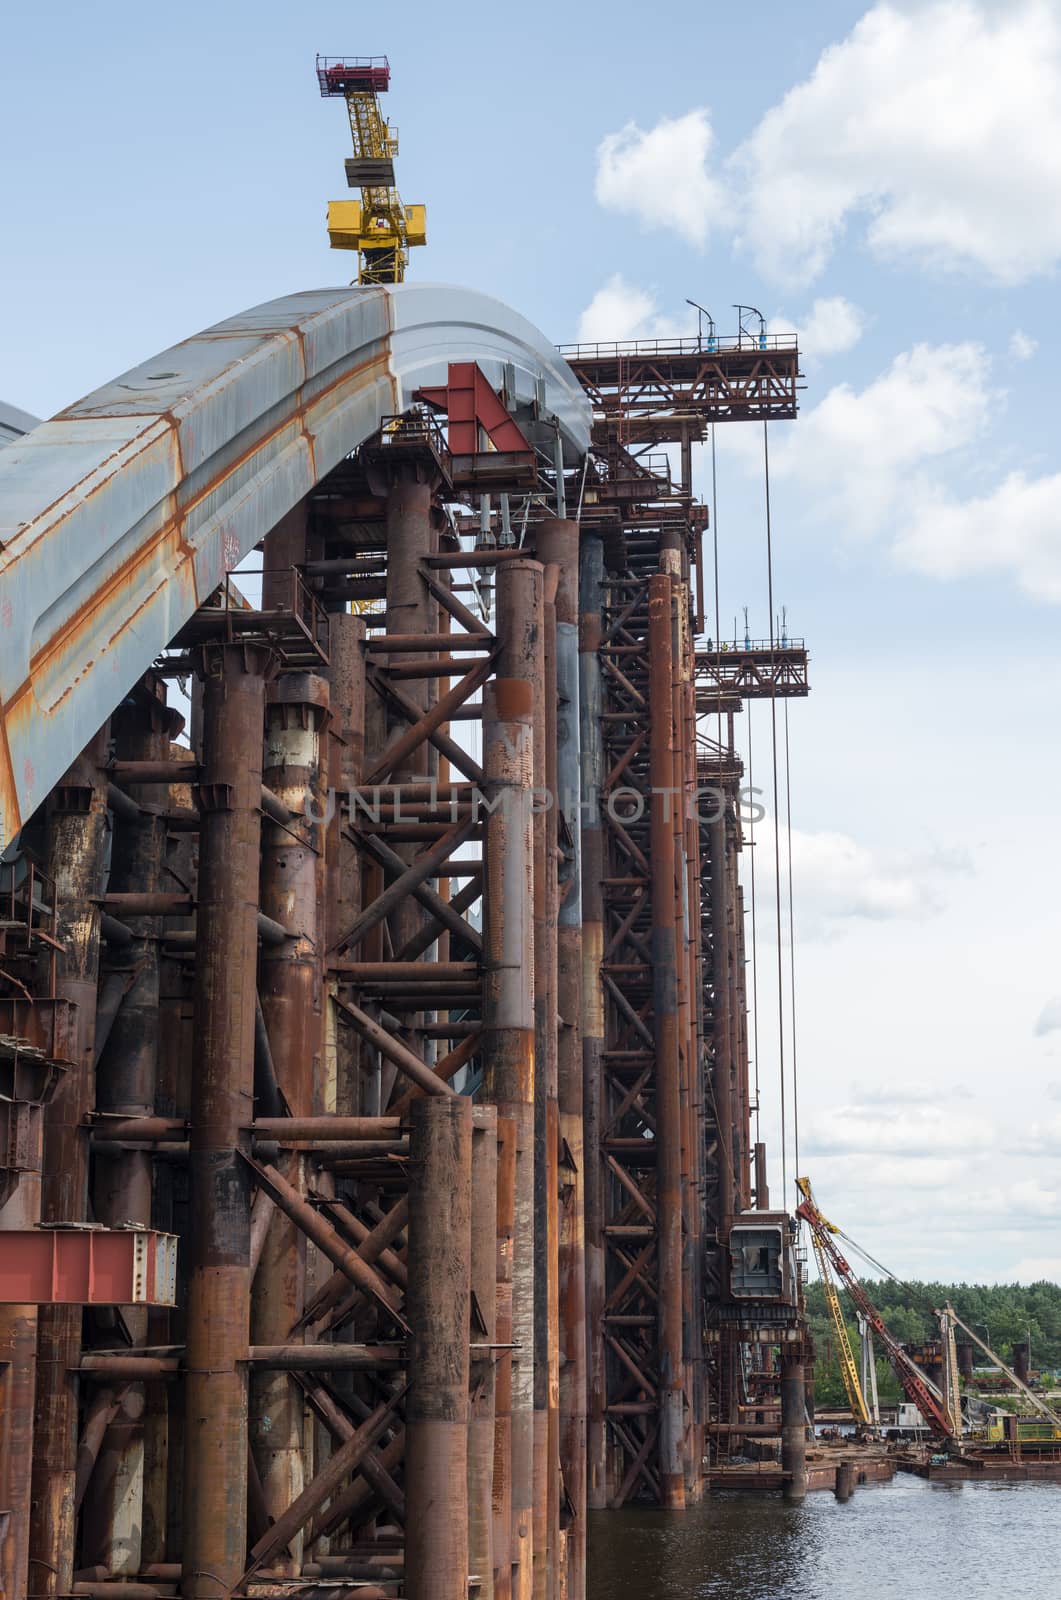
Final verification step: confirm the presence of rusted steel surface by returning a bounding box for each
[3,276,800,1597]
[528,560,555,1600]
[251,1117,403,1140]
[182,642,273,1600]
[404,1096,473,1600]
[88,692,174,1575]
[781,1350,808,1502]
[647,575,685,1512]
[254,658,329,1562]
[244,1380,408,1579]
[483,561,541,1600]
[0,286,590,850]
[468,1106,499,1600]
[577,532,607,1516]
[296,1374,406,1525]
[0,1115,42,1600]
[244,1158,405,1323]
[492,1117,517,1600]
[709,817,736,1220]
[538,520,586,1593]
[31,740,110,1600]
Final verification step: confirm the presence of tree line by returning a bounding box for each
[804,1279,1061,1408]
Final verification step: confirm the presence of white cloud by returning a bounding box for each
[1025,1113,1061,1156]
[595,4,1061,287]
[773,297,866,360]
[1035,1001,1061,1038]
[805,1101,995,1158]
[894,471,1061,602]
[1010,330,1038,361]
[594,109,728,248]
[735,1,1061,285]
[724,334,1061,605]
[851,1080,970,1107]
[576,274,690,344]
[1008,1256,1061,1283]
[754,817,969,939]
[743,342,995,535]
[792,829,947,923]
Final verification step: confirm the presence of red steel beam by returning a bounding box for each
[0,1231,177,1306]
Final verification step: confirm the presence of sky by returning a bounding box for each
[3,0,1061,1284]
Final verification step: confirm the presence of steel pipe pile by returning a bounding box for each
[0,297,806,1600]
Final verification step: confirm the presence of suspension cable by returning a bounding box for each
[711,425,722,732]
[764,421,787,1204]
[746,706,761,1144]
[783,699,800,1181]
[834,1229,939,1319]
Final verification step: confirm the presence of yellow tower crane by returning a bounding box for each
[796,1177,871,1426]
[316,55,426,284]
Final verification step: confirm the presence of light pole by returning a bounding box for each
[733,303,767,349]
[685,299,716,352]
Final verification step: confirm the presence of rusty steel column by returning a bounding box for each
[326,613,367,1116]
[709,816,735,1223]
[733,878,751,1209]
[781,1348,808,1502]
[380,471,440,977]
[405,1093,473,1600]
[261,499,309,610]
[252,672,330,1561]
[531,554,558,1600]
[538,519,585,1595]
[672,606,701,1504]
[754,1143,770,1210]
[481,563,539,1600]
[0,1092,43,1600]
[182,641,274,1600]
[30,738,110,1600]
[577,531,606,1511]
[725,845,747,1209]
[685,667,708,1495]
[647,574,685,1511]
[492,1116,516,1600]
[85,690,177,1575]
[468,1106,499,1600]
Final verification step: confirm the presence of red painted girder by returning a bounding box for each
[0,1228,177,1305]
[417,362,534,457]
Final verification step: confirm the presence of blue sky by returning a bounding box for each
[4,0,1061,1282]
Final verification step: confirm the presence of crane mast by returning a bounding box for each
[858,1314,881,1425]
[939,1303,964,1436]
[797,1180,869,1424]
[942,1303,1061,1428]
[317,55,426,284]
[795,1181,957,1441]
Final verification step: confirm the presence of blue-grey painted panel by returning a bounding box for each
[0,284,589,846]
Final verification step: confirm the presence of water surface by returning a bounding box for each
[588,1477,1061,1600]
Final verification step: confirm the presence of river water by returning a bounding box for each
[587,1477,1061,1600]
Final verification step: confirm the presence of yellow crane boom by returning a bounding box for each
[797,1178,870,1425]
[317,55,426,285]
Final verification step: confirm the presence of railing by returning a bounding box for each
[599,451,672,483]
[316,55,391,97]
[0,855,58,967]
[698,637,806,653]
[378,409,450,460]
[210,567,331,655]
[558,333,799,360]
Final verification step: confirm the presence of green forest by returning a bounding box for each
[805,1279,1061,1409]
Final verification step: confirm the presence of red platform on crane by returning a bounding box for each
[317,55,390,96]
